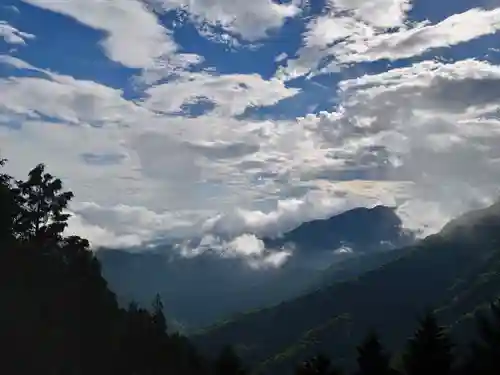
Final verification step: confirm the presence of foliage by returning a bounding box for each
[401,313,453,375]
[355,331,396,375]
[295,354,343,375]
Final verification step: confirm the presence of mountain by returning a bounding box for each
[194,201,500,373]
[97,205,413,330]
[265,205,409,255]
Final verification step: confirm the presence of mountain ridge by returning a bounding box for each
[98,204,414,330]
[194,201,500,373]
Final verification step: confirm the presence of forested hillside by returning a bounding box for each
[196,200,500,374]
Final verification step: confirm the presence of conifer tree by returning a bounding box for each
[402,312,453,375]
[295,354,343,375]
[0,159,16,242]
[461,299,500,375]
[152,293,167,335]
[355,331,396,375]
[215,345,247,375]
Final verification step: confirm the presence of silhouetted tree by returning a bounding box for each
[355,331,397,375]
[215,345,247,375]
[460,299,500,375]
[295,354,343,375]
[13,163,73,244]
[152,293,167,334]
[402,312,453,375]
[0,159,16,242]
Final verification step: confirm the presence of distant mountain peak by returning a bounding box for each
[265,204,413,255]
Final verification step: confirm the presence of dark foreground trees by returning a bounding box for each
[0,162,210,375]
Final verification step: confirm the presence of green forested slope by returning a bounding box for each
[196,202,500,373]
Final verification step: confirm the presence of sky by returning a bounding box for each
[2,0,500,265]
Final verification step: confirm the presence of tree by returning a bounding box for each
[152,293,167,335]
[215,346,247,375]
[402,312,453,375]
[13,163,73,243]
[355,331,396,375]
[0,159,17,243]
[461,299,500,375]
[0,160,213,375]
[295,354,343,375]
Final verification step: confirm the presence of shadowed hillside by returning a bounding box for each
[97,205,414,330]
[195,201,500,373]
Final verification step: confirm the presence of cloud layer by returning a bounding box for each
[2,0,500,266]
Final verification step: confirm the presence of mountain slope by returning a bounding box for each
[98,205,413,330]
[195,202,500,373]
[265,205,410,255]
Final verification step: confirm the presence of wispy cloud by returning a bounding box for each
[1,0,500,263]
[278,6,500,80]
[0,20,34,45]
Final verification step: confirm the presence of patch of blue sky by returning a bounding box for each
[4,1,138,94]
[406,32,500,64]
[172,97,216,118]
[408,0,494,24]
[167,14,308,79]
[238,76,338,120]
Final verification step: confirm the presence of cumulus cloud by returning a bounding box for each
[149,0,301,41]
[141,72,299,116]
[327,0,412,28]
[3,0,500,266]
[177,233,291,269]
[20,0,178,68]
[65,213,144,248]
[0,21,34,45]
[6,56,496,251]
[331,59,500,226]
[0,71,146,125]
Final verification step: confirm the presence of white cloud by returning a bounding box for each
[202,189,387,239]
[0,21,34,45]
[142,72,299,116]
[149,0,301,41]
[178,233,291,269]
[279,6,500,80]
[0,55,39,69]
[20,0,177,68]
[65,213,144,248]
[67,202,211,244]
[2,54,466,249]
[0,73,146,125]
[330,59,500,225]
[4,0,500,262]
[138,53,205,85]
[328,0,412,28]
[333,7,500,64]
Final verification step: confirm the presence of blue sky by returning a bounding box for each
[1,0,500,264]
